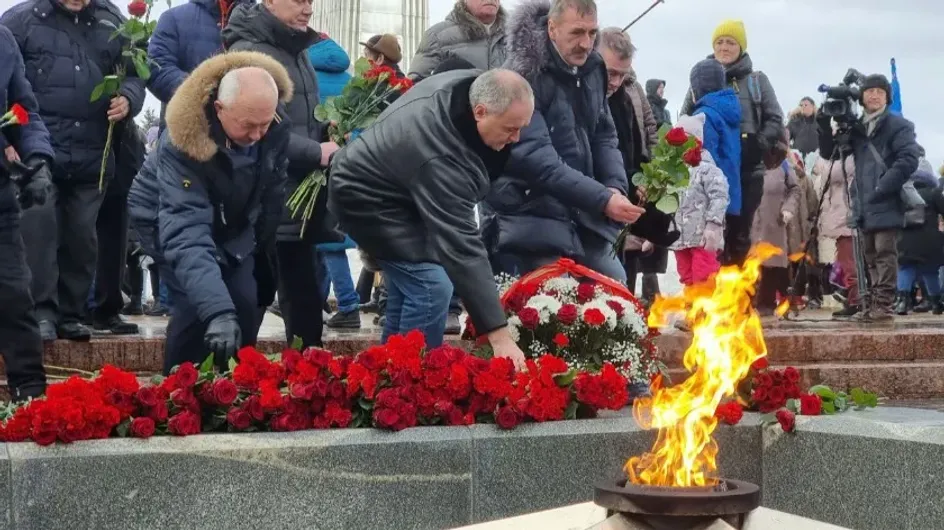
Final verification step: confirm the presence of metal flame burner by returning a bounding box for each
[593,479,761,530]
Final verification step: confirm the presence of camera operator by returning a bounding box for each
[817,74,919,321]
[0,24,51,399]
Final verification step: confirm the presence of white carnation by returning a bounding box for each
[526,295,563,324]
[542,277,580,297]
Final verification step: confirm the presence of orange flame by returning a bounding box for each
[626,242,780,487]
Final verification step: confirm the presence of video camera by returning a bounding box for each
[817,68,865,126]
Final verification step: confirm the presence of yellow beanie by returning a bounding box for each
[712,19,747,52]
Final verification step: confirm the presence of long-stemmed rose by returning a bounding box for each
[286,58,413,238]
[89,0,166,192]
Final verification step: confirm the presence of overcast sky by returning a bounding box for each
[2,0,943,165]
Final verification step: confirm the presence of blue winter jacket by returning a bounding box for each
[693,88,742,215]
[147,0,253,103]
[486,0,627,258]
[1,0,146,180]
[307,38,352,99]
[0,25,54,162]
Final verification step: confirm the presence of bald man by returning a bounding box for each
[128,52,292,373]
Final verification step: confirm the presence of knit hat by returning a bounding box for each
[360,34,402,64]
[677,113,706,144]
[860,74,893,104]
[689,59,726,101]
[712,19,747,52]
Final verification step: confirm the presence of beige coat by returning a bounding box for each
[814,155,856,240]
[752,163,800,268]
[785,158,820,260]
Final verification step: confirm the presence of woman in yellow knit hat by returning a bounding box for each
[680,19,785,269]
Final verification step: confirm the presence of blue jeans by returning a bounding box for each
[377,260,453,347]
[898,264,941,295]
[322,250,360,313]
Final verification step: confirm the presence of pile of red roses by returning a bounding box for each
[715,356,879,433]
[0,331,630,445]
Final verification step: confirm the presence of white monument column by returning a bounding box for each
[312,0,429,73]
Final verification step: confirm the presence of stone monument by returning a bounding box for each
[311,0,428,73]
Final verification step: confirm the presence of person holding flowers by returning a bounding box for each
[0,24,54,401]
[1,0,146,342]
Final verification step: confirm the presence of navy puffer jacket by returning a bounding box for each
[1,0,146,180]
[486,0,627,259]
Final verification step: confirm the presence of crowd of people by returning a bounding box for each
[0,0,935,399]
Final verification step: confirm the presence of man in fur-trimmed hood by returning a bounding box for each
[128,51,293,374]
[484,0,643,280]
[409,0,508,79]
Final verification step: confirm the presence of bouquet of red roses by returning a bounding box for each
[287,58,414,238]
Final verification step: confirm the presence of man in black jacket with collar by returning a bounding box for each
[128,51,290,374]
[330,69,532,368]
[818,74,919,322]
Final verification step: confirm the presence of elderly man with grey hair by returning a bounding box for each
[329,69,532,367]
[128,51,292,374]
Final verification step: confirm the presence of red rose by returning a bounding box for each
[170,388,199,412]
[210,378,238,406]
[148,400,169,422]
[495,406,521,430]
[576,283,596,303]
[682,147,702,166]
[374,409,401,430]
[775,409,796,433]
[783,367,801,384]
[174,363,199,388]
[227,408,253,430]
[557,304,578,325]
[244,395,265,421]
[127,0,147,17]
[665,127,689,146]
[167,411,202,436]
[583,308,606,327]
[552,333,569,347]
[751,357,769,371]
[799,394,823,416]
[518,307,540,330]
[135,386,160,408]
[129,417,156,438]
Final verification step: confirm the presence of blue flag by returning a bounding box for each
[890,58,903,115]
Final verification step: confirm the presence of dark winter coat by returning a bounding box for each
[487,0,627,258]
[223,3,325,242]
[681,53,783,183]
[409,0,507,78]
[787,113,819,157]
[127,51,291,323]
[328,70,509,335]
[897,164,944,267]
[645,79,671,128]
[0,24,54,162]
[693,88,742,214]
[818,109,920,233]
[147,0,253,104]
[1,0,146,180]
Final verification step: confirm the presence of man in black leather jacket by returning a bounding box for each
[329,69,533,368]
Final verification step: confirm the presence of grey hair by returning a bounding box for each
[600,27,635,61]
[218,67,279,106]
[469,69,534,115]
[549,0,597,20]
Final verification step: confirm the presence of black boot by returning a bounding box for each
[914,297,933,313]
[894,291,912,315]
[57,322,91,341]
[933,296,944,315]
[832,305,861,320]
[121,296,144,316]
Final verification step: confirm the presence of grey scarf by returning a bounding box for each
[862,106,887,136]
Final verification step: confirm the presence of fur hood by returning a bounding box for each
[164,51,293,162]
[503,0,553,79]
[448,0,507,40]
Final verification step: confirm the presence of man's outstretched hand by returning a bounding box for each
[604,192,646,224]
[487,327,527,371]
[204,313,241,370]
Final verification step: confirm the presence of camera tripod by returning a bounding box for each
[784,132,872,321]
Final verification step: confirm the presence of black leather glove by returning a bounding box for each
[18,166,51,211]
[204,313,241,371]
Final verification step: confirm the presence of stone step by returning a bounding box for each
[667,360,944,399]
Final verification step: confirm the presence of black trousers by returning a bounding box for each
[722,172,764,267]
[20,176,103,324]
[276,241,323,347]
[0,182,47,399]
[92,189,129,319]
[356,268,374,304]
[161,256,259,375]
[757,266,790,311]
